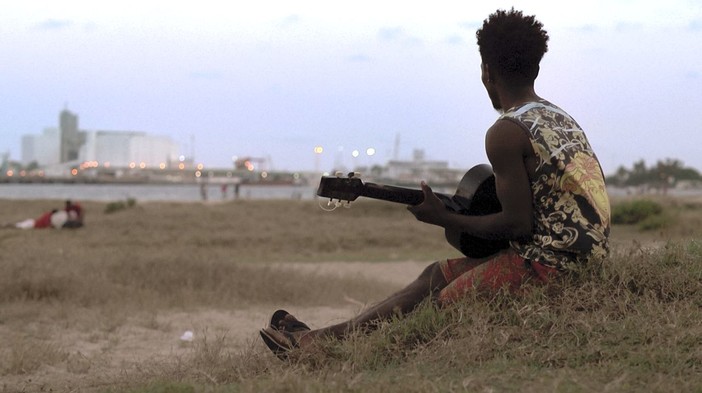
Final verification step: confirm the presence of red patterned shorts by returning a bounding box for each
[437,248,559,304]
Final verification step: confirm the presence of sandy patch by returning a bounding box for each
[1,261,427,392]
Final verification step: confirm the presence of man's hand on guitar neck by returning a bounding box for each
[407,181,451,227]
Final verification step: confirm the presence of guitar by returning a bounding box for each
[316,164,509,258]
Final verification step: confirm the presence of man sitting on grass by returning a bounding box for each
[260,8,611,357]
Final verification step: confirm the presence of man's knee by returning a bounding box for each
[417,261,447,292]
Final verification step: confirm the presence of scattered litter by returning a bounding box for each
[180,330,194,342]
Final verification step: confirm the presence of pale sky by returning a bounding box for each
[1,0,701,174]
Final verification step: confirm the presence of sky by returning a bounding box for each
[1,0,701,174]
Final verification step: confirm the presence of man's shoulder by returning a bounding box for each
[485,118,534,159]
[488,116,529,137]
[500,99,562,117]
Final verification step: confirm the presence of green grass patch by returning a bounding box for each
[611,198,663,225]
[104,198,138,213]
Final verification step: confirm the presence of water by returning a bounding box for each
[0,183,318,202]
[3,183,700,203]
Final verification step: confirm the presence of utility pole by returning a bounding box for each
[393,133,400,161]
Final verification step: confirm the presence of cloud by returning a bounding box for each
[278,14,301,28]
[574,24,598,33]
[346,54,371,63]
[458,20,483,32]
[690,20,702,31]
[189,71,223,80]
[34,19,73,31]
[377,27,423,46]
[445,35,465,45]
[614,22,644,32]
[378,27,404,41]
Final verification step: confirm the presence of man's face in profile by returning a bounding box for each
[481,63,502,112]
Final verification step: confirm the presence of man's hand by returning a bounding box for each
[407,181,448,227]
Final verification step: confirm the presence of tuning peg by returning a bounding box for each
[335,171,343,177]
[320,199,339,211]
[348,172,361,178]
[320,198,353,212]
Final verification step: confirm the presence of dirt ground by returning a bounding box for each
[1,260,427,392]
[7,196,696,392]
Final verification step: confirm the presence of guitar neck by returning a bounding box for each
[361,183,457,209]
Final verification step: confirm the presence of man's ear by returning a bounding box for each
[482,63,494,83]
[480,63,496,84]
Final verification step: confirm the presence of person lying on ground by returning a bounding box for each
[9,209,68,230]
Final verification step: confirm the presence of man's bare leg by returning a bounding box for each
[293,261,448,347]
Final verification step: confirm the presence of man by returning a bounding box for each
[260,8,610,356]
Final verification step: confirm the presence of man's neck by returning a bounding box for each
[498,86,540,111]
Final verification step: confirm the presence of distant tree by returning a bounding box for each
[677,168,701,181]
[606,158,701,189]
[629,159,649,186]
[606,165,630,187]
[26,161,39,171]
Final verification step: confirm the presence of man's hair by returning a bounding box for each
[476,8,549,87]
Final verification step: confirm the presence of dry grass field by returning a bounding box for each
[1,195,701,392]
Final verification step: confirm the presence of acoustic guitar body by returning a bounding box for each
[443,164,509,258]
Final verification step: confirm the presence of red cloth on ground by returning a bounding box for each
[33,212,54,228]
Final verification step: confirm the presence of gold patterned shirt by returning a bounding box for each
[499,100,611,270]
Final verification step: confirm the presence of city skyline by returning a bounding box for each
[13,106,702,175]
[1,1,701,173]
[18,108,182,174]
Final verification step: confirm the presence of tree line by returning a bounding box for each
[606,158,701,189]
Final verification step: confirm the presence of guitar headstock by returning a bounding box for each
[316,172,364,203]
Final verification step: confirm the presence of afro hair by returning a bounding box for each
[476,8,549,86]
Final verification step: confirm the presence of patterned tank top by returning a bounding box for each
[499,100,611,270]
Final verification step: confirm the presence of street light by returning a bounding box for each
[314,146,323,173]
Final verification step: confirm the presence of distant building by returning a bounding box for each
[59,109,84,163]
[80,130,179,168]
[380,149,464,185]
[21,127,60,167]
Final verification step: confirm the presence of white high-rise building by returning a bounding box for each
[21,127,60,167]
[80,130,180,168]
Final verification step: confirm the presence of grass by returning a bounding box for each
[126,239,702,393]
[1,196,701,392]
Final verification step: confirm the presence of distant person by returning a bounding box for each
[221,184,228,200]
[200,183,208,201]
[10,209,68,230]
[234,183,241,199]
[63,200,84,228]
[259,8,610,358]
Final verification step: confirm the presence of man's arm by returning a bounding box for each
[407,119,534,241]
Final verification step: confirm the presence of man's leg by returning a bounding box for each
[291,261,448,347]
[263,249,559,353]
[436,248,554,305]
